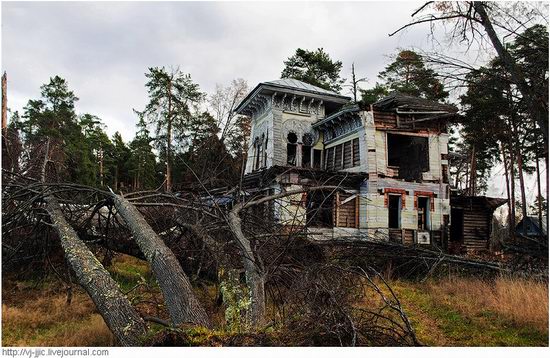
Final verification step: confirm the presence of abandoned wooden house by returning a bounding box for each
[449,195,507,254]
[235,78,503,251]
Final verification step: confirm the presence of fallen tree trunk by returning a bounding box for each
[111,192,211,328]
[39,138,147,346]
[45,196,148,345]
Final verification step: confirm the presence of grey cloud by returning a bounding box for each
[2,1,447,141]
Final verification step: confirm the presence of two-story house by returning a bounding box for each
[235,78,457,247]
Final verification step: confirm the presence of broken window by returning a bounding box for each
[287,132,297,166]
[417,196,430,230]
[302,133,313,168]
[313,149,322,169]
[387,133,429,180]
[306,190,334,228]
[388,194,401,229]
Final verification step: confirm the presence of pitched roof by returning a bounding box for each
[264,79,345,97]
[516,216,548,235]
[235,78,350,114]
[373,92,458,112]
[451,195,508,211]
[312,104,360,128]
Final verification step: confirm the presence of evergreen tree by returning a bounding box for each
[128,115,158,190]
[110,132,132,191]
[281,48,344,92]
[135,67,204,192]
[372,50,448,102]
[359,83,389,106]
[80,114,113,187]
[21,76,96,184]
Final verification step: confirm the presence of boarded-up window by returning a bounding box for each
[335,193,358,228]
[334,144,343,170]
[325,147,334,170]
[326,139,360,171]
[353,138,360,167]
[343,141,352,169]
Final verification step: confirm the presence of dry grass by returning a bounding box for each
[425,276,548,333]
[2,289,114,346]
[2,254,163,346]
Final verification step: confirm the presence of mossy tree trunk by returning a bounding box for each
[41,138,147,346]
[111,193,211,328]
[45,196,148,346]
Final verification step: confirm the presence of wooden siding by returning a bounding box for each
[335,192,358,228]
[389,229,403,243]
[373,111,397,128]
[343,141,352,169]
[403,229,415,245]
[458,201,491,252]
[373,110,448,133]
[352,138,360,167]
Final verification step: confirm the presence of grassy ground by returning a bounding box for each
[2,256,548,346]
[391,277,548,346]
[2,255,162,346]
[2,281,115,346]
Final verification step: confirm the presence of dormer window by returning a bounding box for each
[287,132,298,166]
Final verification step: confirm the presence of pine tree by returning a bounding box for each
[21,76,96,184]
[110,132,132,191]
[281,48,344,92]
[135,67,204,192]
[378,50,448,101]
[128,115,158,190]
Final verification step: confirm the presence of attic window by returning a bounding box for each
[387,133,429,180]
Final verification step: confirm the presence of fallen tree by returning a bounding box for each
[110,192,211,328]
[39,139,147,346]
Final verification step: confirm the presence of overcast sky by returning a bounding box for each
[1,0,546,203]
[2,0,454,141]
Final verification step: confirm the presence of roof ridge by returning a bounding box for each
[265,78,343,96]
